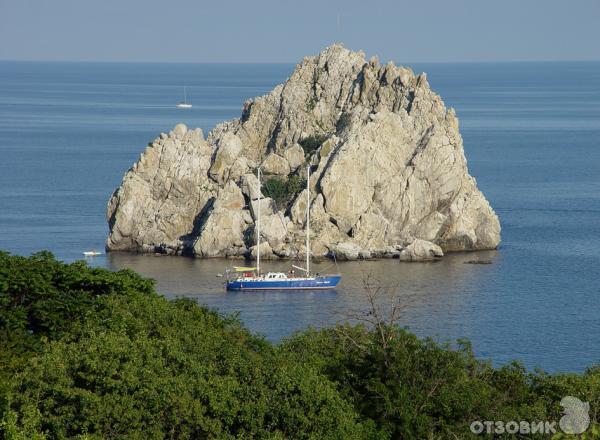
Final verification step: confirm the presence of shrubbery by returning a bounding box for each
[262,174,306,208]
[298,134,328,157]
[336,112,352,132]
[0,252,598,439]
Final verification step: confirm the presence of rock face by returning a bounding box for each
[106,124,216,255]
[398,239,444,262]
[106,45,501,259]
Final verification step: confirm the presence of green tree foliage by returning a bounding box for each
[0,252,372,439]
[280,326,600,439]
[262,174,306,208]
[0,252,598,439]
[0,250,154,352]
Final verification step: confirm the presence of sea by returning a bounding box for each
[1,59,599,373]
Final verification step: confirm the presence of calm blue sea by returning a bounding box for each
[1,60,599,372]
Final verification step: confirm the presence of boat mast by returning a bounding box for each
[257,167,261,275]
[306,165,310,277]
[183,86,187,104]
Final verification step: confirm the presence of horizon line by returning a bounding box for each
[1,57,599,65]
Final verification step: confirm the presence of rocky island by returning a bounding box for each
[106,45,500,261]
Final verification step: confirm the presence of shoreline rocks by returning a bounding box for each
[106,44,501,262]
[398,239,444,262]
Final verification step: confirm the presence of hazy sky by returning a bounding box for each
[1,0,599,63]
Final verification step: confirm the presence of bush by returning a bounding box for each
[286,173,306,195]
[298,134,328,157]
[262,174,306,208]
[336,112,352,132]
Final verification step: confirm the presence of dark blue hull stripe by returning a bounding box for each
[226,276,341,291]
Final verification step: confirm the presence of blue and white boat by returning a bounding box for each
[225,270,341,291]
[225,166,341,291]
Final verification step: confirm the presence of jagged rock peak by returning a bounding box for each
[207,43,438,161]
[106,44,501,260]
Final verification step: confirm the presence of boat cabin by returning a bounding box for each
[264,272,288,280]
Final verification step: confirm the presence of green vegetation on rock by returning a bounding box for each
[298,134,328,158]
[336,112,352,132]
[305,96,317,112]
[262,174,306,208]
[1,251,598,439]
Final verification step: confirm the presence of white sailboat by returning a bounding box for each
[176,87,192,108]
[83,249,102,257]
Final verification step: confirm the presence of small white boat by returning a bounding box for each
[83,250,102,257]
[176,86,192,108]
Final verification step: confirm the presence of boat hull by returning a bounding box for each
[226,275,341,291]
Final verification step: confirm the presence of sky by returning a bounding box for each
[1,0,599,63]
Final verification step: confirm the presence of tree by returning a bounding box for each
[1,252,598,439]
[0,253,373,439]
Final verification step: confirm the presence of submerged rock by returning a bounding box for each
[106,44,501,260]
[464,259,493,265]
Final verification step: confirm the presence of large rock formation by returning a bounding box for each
[106,44,500,260]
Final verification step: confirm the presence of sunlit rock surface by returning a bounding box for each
[107,45,500,260]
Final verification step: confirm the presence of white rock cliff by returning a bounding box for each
[106,45,500,261]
